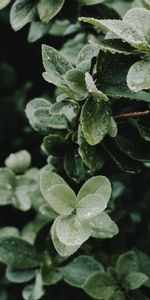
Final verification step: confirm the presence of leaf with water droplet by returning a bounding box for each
[127,59,150,92]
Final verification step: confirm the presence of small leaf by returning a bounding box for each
[10,0,36,31]
[81,97,111,145]
[56,215,92,246]
[6,266,36,283]
[44,184,76,215]
[108,291,126,300]
[77,175,111,203]
[116,251,139,275]
[49,99,79,124]
[37,0,65,23]
[83,271,117,299]
[85,72,108,102]
[51,219,80,257]
[80,0,104,5]
[64,148,87,183]
[42,44,72,86]
[76,44,99,65]
[60,255,104,287]
[64,69,88,100]
[108,118,118,138]
[127,59,150,92]
[22,272,45,300]
[5,150,31,174]
[77,195,108,220]
[89,212,119,238]
[28,22,49,43]
[0,236,40,269]
[125,272,148,290]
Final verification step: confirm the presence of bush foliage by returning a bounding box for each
[0,0,150,299]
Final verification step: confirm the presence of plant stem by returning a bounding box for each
[113,110,150,120]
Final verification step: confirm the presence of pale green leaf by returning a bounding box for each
[76,44,99,65]
[77,176,111,202]
[51,219,80,257]
[77,194,108,220]
[108,118,118,138]
[0,0,11,9]
[85,72,108,102]
[56,215,92,246]
[22,272,45,300]
[37,0,65,23]
[80,0,104,5]
[10,0,36,31]
[89,212,119,238]
[5,150,31,174]
[42,45,72,86]
[40,168,67,200]
[127,59,150,92]
[44,184,76,215]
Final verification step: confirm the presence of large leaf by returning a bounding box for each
[127,59,150,92]
[44,184,76,215]
[60,255,104,287]
[79,8,150,51]
[56,215,91,246]
[42,45,72,86]
[77,175,111,202]
[90,212,119,238]
[83,271,117,299]
[76,194,108,220]
[37,0,65,23]
[10,0,36,31]
[81,97,111,145]
[0,237,40,269]
[51,219,80,257]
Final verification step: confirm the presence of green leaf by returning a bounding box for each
[81,97,111,145]
[76,44,99,66]
[0,236,40,269]
[77,176,111,203]
[76,195,108,220]
[10,0,36,31]
[37,0,65,23]
[64,69,88,100]
[49,99,79,124]
[5,150,31,174]
[6,266,36,283]
[64,148,87,183]
[85,72,109,102]
[28,22,49,43]
[0,227,20,238]
[42,44,72,86]
[136,250,150,287]
[89,212,119,238]
[83,271,117,299]
[80,0,104,5]
[127,59,150,92]
[0,168,16,205]
[41,253,62,285]
[108,118,118,138]
[78,125,105,172]
[125,272,148,290]
[108,291,126,300]
[44,184,76,215]
[116,251,139,275]
[60,255,104,287]
[56,215,92,246]
[22,272,45,300]
[25,98,52,134]
[91,39,135,55]
[79,8,150,51]
[40,168,67,200]
[51,219,80,257]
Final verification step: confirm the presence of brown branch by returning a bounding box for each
[113,110,150,120]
